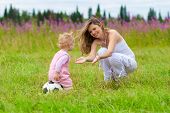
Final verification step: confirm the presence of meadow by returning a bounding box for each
[0,20,170,113]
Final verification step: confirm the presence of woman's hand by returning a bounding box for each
[75,57,87,64]
[92,55,100,64]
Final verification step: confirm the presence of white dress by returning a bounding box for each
[97,38,137,80]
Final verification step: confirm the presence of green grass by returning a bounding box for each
[0,28,170,113]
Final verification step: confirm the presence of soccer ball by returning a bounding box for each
[42,81,63,94]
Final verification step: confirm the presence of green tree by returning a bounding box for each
[95,4,101,18]
[147,8,157,21]
[120,6,124,20]
[103,10,106,19]
[8,4,21,24]
[3,7,8,19]
[158,12,163,23]
[124,6,130,22]
[136,14,144,21]
[56,12,63,22]
[32,9,36,18]
[37,11,44,25]
[43,10,54,20]
[167,12,170,18]
[21,11,30,22]
[102,10,107,26]
[119,5,130,22]
[88,8,92,19]
[70,6,83,23]
[63,12,69,22]
[108,13,112,19]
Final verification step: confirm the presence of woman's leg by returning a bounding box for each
[98,48,137,80]
[98,48,112,81]
[108,53,137,77]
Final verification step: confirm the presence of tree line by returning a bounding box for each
[0,4,169,25]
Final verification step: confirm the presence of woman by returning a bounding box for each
[75,17,137,81]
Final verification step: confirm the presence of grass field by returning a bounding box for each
[0,25,170,113]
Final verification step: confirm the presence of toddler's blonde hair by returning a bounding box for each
[58,32,73,49]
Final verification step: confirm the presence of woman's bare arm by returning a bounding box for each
[75,39,99,64]
[85,39,99,62]
[98,30,119,59]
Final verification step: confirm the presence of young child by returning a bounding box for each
[43,32,74,92]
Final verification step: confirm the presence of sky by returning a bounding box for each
[0,0,170,19]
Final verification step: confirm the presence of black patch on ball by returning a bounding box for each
[53,88,59,92]
[43,88,48,94]
[49,81,54,84]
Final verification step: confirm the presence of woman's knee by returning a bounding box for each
[97,47,107,56]
[108,54,122,66]
[126,59,137,73]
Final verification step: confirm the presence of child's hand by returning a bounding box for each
[92,55,100,64]
[75,57,86,64]
[54,72,60,81]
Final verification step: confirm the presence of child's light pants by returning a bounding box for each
[98,48,137,81]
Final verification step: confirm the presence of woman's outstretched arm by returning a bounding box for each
[92,30,119,64]
[75,40,98,64]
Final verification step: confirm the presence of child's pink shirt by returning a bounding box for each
[48,49,72,88]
